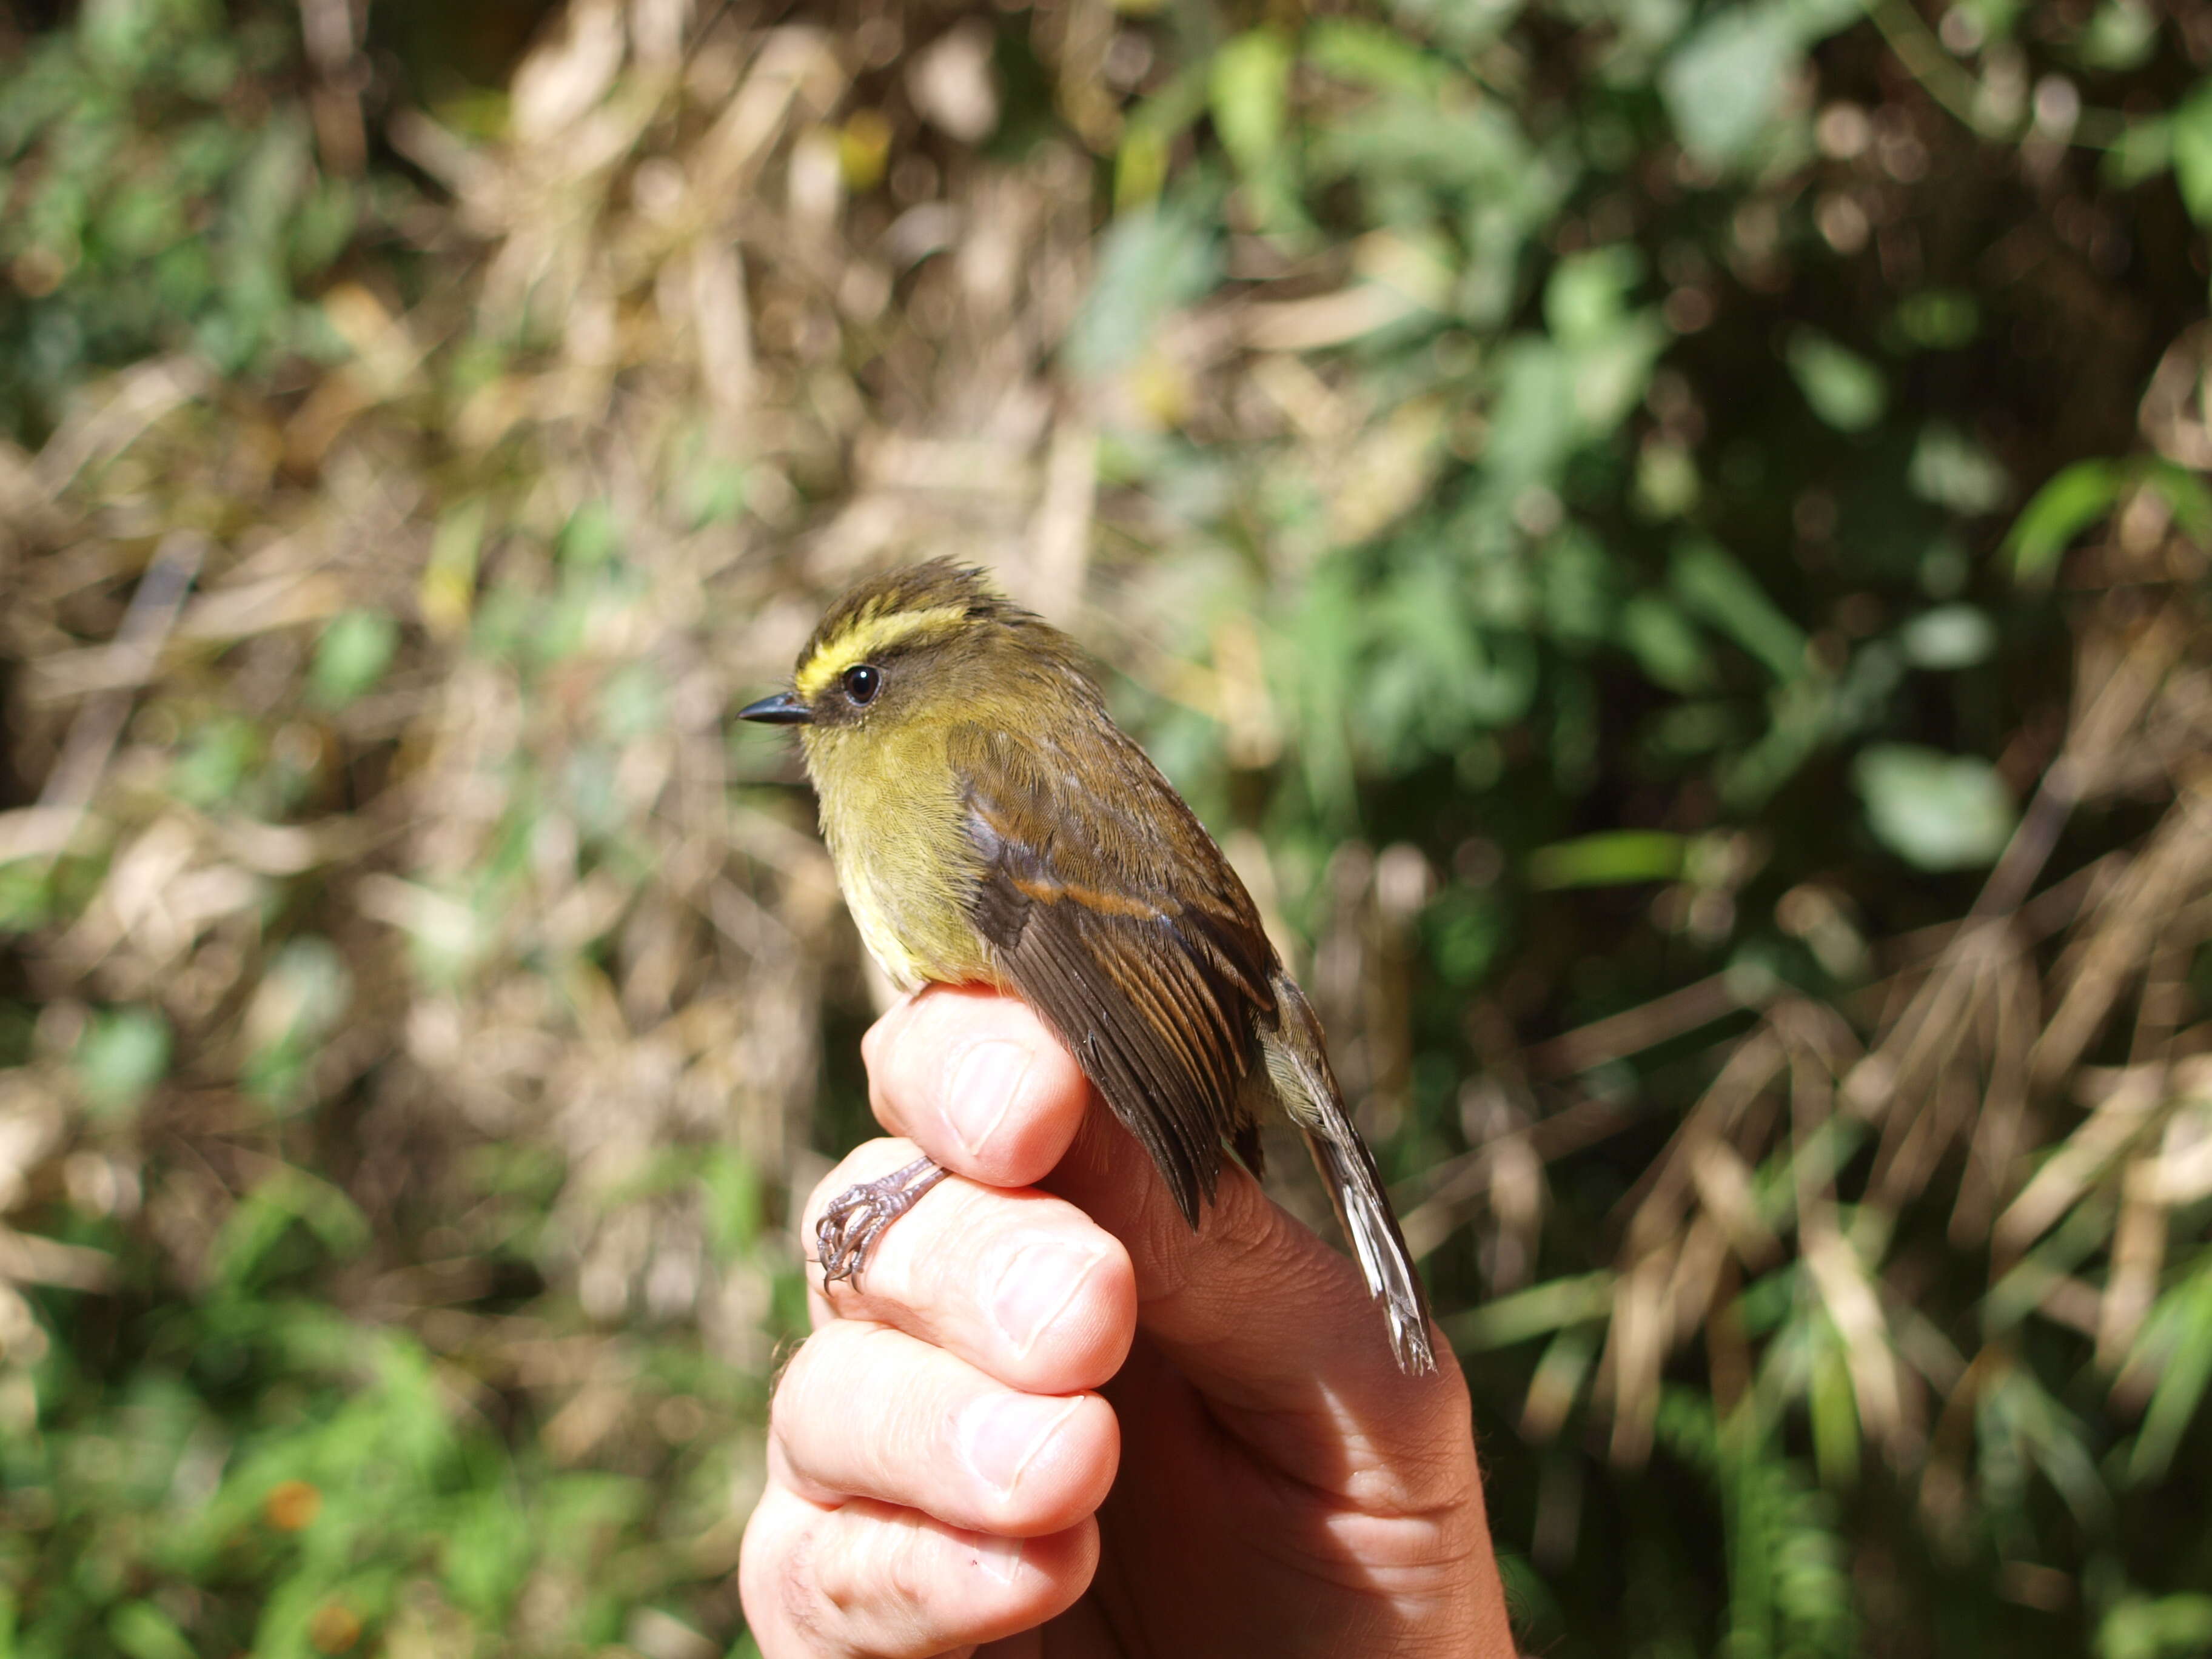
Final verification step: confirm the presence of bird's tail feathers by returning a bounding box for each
[1262,974,1438,1376]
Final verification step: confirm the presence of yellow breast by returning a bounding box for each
[801,719,998,991]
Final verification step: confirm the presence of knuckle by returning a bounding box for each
[777,1517,842,1646]
[799,1507,957,1657]
[879,1512,936,1610]
[742,1492,842,1655]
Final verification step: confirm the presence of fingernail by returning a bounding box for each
[967,1530,1024,1586]
[948,1040,1031,1160]
[991,1240,1102,1358]
[958,1393,1079,1499]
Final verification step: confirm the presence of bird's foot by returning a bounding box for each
[816,1155,950,1292]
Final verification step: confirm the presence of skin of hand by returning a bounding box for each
[739,984,1519,1658]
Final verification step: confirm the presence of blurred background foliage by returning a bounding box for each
[3,0,2212,1652]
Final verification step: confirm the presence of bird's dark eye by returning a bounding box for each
[842,664,882,706]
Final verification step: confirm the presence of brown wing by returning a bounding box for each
[951,720,1278,1225]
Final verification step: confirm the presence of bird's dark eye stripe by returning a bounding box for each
[842,663,882,705]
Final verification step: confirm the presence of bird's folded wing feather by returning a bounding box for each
[950,720,1276,1225]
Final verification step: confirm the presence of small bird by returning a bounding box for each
[739,560,1436,1375]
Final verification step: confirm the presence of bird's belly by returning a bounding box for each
[830,831,996,993]
[843,873,930,990]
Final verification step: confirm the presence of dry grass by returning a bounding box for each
[1450,375,2212,1516]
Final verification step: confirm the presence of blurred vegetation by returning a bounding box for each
[3,0,2212,1652]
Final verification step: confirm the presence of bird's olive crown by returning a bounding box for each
[788,558,1088,726]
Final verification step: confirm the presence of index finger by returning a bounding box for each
[863,984,1092,1190]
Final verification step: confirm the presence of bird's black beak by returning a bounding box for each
[737,690,813,726]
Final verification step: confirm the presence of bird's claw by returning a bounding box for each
[816,1155,950,1292]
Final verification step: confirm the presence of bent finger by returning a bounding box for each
[862,987,1090,1189]
[772,1319,1120,1538]
[740,1481,1096,1659]
[802,1139,1136,1394]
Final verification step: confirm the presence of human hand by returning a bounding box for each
[739,984,1517,1657]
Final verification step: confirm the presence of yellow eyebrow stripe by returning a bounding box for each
[795,604,969,698]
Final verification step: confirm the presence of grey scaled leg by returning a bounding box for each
[816,1155,950,1292]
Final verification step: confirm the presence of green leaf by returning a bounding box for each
[1113,61,1210,210]
[2099,1593,2212,1659]
[1527,831,1689,890]
[74,1005,172,1119]
[1423,886,1505,986]
[1309,92,1533,195]
[1976,1366,2109,1529]
[1210,30,1293,178]
[1660,5,1800,166]
[1483,339,1579,486]
[2003,455,2212,589]
[170,714,260,808]
[1545,245,1642,346]
[2005,459,2121,581]
[1808,1338,1860,1490]
[1891,289,1981,350]
[2128,1262,2212,1485]
[1618,593,1714,692]
[243,936,355,1108]
[1571,314,1669,434]
[1908,423,2009,515]
[1852,744,2016,870]
[1785,330,1886,432]
[597,663,667,742]
[425,496,488,634]
[2142,457,2212,545]
[1651,700,1743,755]
[207,1164,371,1288]
[1897,605,1996,670]
[2106,115,2173,188]
[679,456,749,528]
[700,1146,764,1261]
[1064,203,1220,381]
[1635,441,1701,519]
[560,498,620,566]
[1539,525,1617,644]
[1304,20,1442,95]
[1450,1272,1616,1349]
[109,1603,195,1659]
[2170,82,2212,227]
[310,609,398,708]
[1670,539,1808,682]
[2080,0,2160,71]
[442,1487,538,1622]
